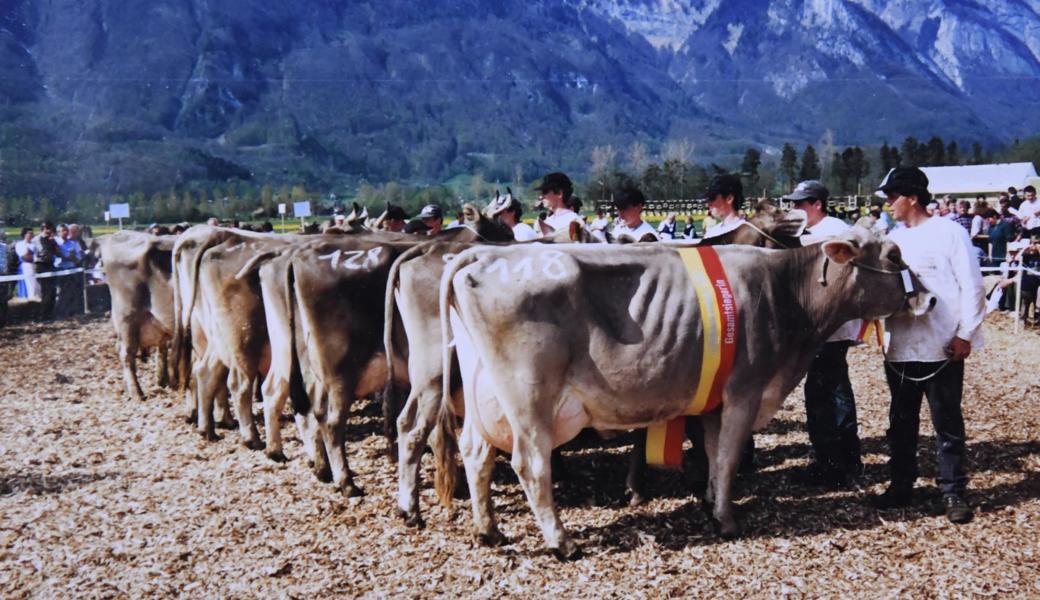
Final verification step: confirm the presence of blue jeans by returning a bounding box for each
[804,341,862,474]
[883,360,968,494]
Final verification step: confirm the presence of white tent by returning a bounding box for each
[891,162,1040,196]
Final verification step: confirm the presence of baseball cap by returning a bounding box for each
[535,172,573,193]
[783,180,829,203]
[418,204,442,220]
[386,205,407,221]
[877,167,930,198]
[404,219,430,234]
[613,187,646,210]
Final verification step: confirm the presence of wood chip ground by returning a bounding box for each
[1,314,1038,598]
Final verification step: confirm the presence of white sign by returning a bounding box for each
[104,211,111,222]
[109,203,130,219]
[293,201,312,218]
[277,203,287,215]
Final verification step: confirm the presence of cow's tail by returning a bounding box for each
[382,245,425,442]
[234,250,280,280]
[169,241,197,392]
[433,249,479,509]
[285,259,310,416]
[169,241,182,390]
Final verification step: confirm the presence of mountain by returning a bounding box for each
[1,0,1038,198]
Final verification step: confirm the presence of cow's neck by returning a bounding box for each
[770,246,855,347]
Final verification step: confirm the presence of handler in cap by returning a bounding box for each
[871,167,985,524]
[536,172,583,235]
[407,204,443,236]
[703,174,745,238]
[611,185,659,241]
[786,180,864,488]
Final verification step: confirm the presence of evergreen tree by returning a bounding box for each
[832,151,848,194]
[799,145,821,180]
[971,142,984,165]
[946,141,959,166]
[901,136,921,167]
[780,143,798,191]
[741,148,762,192]
[925,136,945,166]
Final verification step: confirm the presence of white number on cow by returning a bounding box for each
[318,247,383,271]
[541,251,567,280]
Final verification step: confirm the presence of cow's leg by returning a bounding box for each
[320,386,363,497]
[459,410,506,546]
[709,402,758,538]
[625,429,648,506]
[261,371,290,461]
[511,425,577,560]
[396,383,442,525]
[195,360,228,442]
[301,412,331,482]
[215,385,236,430]
[155,342,169,389]
[183,386,197,425]
[701,413,721,509]
[116,326,146,402]
[229,369,263,450]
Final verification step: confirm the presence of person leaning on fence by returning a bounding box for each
[786,180,864,488]
[14,227,39,300]
[871,167,985,524]
[55,223,84,317]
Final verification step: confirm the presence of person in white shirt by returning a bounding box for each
[656,213,678,240]
[610,187,658,242]
[589,209,610,233]
[702,174,745,239]
[535,172,583,235]
[785,180,863,488]
[871,167,985,524]
[487,193,537,241]
[1018,185,1040,236]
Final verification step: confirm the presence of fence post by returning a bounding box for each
[1015,265,1023,335]
[82,268,90,315]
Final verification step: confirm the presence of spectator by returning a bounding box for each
[1017,237,1040,326]
[417,204,443,235]
[702,174,745,238]
[1018,185,1040,238]
[987,209,1014,266]
[683,215,697,239]
[786,180,863,487]
[14,228,39,300]
[446,211,465,229]
[952,200,973,233]
[589,209,610,234]
[488,194,537,241]
[657,213,678,240]
[872,167,985,524]
[969,199,991,264]
[611,186,658,241]
[997,196,1022,238]
[55,224,84,317]
[34,221,60,319]
[1008,186,1022,210]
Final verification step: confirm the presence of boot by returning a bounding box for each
[870,482,914,509]
[942,493,973,524]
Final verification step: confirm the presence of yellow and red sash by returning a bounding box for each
[857,319,885,350]
[646,247,739,468]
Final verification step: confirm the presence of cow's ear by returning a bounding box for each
[822,239,859,264]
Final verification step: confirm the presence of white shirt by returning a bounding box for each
[612,220,659,241]
[802,216,862,343]
[969,214,987,238]
[543,209,583,235]
[1015,198,1039,221]
[703,216,744,239]
[589,217,610,232]
[512,222,537,241]
[886,216,986,362]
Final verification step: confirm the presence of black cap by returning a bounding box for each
[536,172,573,193]
[418,204,442,220]
[783,180,829,203]
[614,187,646,210]
[878,167,930,198]
[404,219,430,234]
[386,205,407,221]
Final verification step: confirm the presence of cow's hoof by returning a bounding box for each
[266,449,288,463]
[201,430,221,442]
[627,490,647,507]
[341,482,366,498]
[477,529,509,547]
[314,466,333,483]
[398,509,425,529]
[216,419,238,431]
[184,413,196,425]
[243,438,266,451]
[551,540,582,561]
[713,518,742,540]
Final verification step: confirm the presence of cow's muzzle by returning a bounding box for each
[906,290,937,316]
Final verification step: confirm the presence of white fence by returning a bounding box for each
[0,267,105,315]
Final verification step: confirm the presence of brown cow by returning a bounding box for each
[437,228,934,558]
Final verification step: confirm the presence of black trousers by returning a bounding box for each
[804,341,862,474]
[883,360,968,495]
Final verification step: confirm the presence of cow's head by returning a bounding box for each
[704,203,807,249]
[820,227,935,318]
[463,203,515,242]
